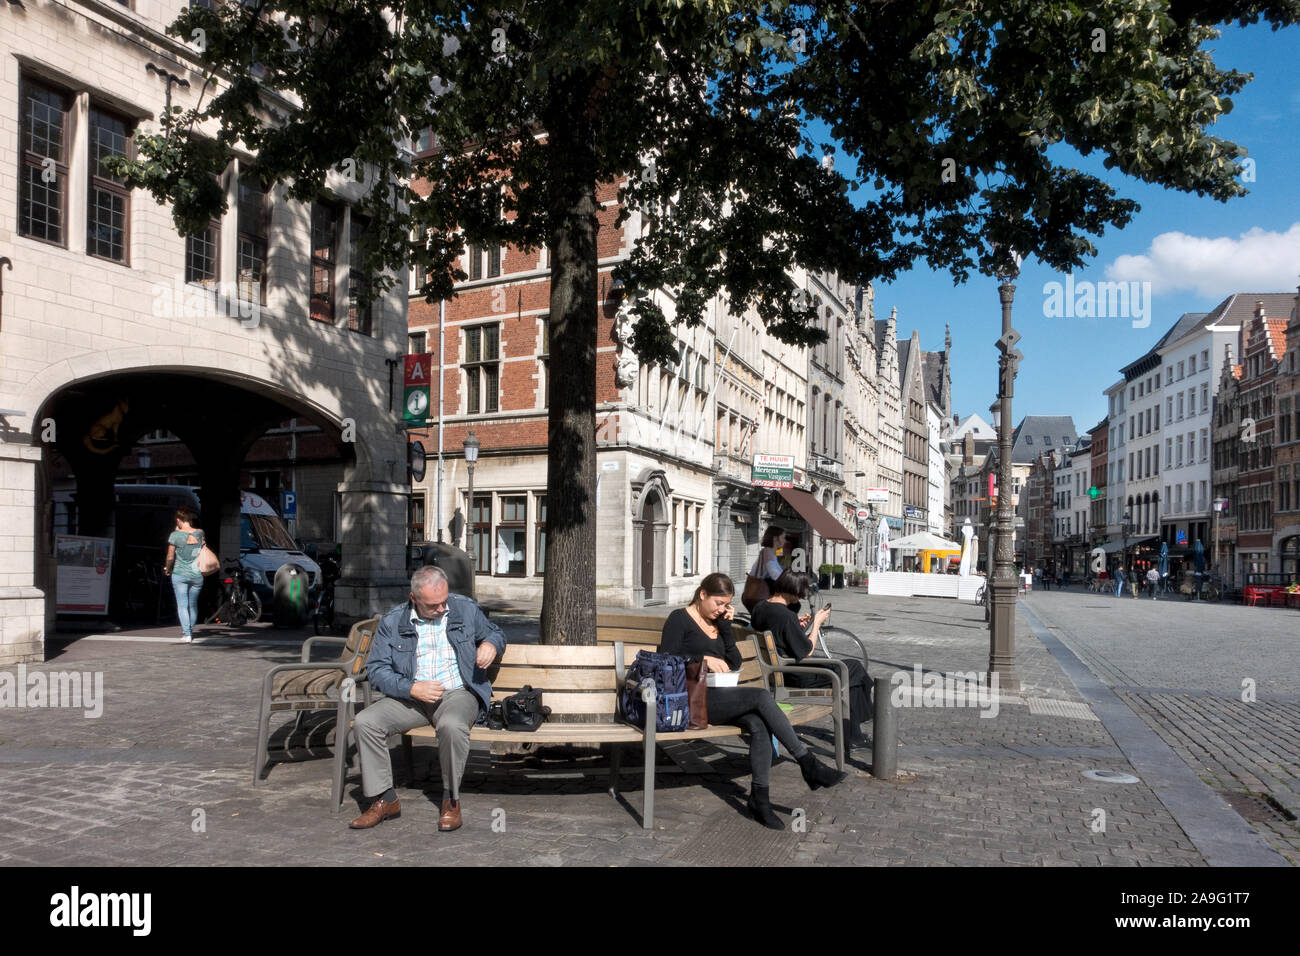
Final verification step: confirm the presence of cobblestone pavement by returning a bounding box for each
[1021,588,1300,864]
[0,593,1279,866]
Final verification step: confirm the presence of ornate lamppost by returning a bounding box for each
[988,251,1022,693]
[463,430,479,569]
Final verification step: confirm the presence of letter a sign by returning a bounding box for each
[403,355,432,423]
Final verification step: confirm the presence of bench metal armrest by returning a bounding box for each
[300,636,348,664]
[261,660,358,699]
[766,662,843,700]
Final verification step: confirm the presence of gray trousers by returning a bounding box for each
[354,688,480,800]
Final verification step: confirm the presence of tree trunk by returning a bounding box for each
[539,83,599,646]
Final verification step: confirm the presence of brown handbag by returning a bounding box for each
[741,574,770,611]
[685,659,709,730]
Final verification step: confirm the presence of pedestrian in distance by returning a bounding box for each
[1146,566,1159,599]
[348,565,506,833]
[1114,565,1126,597]
[742,525,786,614]
[660,572,844,830]
[163,506,206,643]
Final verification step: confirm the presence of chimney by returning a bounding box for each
[964,432,974,466]
[1256,300,1266,320]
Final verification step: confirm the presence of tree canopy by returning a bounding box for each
[116,0,1298,642]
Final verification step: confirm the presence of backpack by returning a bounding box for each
[621,650,690,733]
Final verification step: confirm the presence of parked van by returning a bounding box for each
[236,489,321,603]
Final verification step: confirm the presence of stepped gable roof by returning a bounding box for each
[1009,415,1079,464]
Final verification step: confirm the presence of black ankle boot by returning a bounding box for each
[746,785,783,829]
[797,751,846,790]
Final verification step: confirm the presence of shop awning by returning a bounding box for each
[777,489,856,543]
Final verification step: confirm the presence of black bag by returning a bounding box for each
[502,685,550,732]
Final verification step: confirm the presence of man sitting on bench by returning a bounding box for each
[349,566,506,833]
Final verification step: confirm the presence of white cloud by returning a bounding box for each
[1105,223,1300,297]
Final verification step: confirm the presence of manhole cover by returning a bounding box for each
[1217,791,1297,824]
[1082,769,1140,784]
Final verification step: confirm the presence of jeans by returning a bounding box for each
[172,576,202,636]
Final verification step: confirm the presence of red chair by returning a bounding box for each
[1244,586,1262,607]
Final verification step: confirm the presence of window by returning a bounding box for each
[468,242,501,281]
[347,214,373,334]
[1201,349,1209,371]
[539,316,550,407]
[19,78,71,244]
[1176,435,1183,467]
[237,171,269,304]
[185,219,220,288]
[408,332,426,354]
[1177,394,1184,420]
[1200,429,1208,462]
[1044,435,1052,446]
[410,492,426,541]
[310,201,339,322]
[1177,361,1184,380]
[87,107,132,263]
[470,494,491,574]
[1026,435,1033,445]
[534,495,547,575]
[1200,383,1208,414]
[463,325,500,414]
[495,496,527,575]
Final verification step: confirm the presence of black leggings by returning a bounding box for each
[706,687,807,787]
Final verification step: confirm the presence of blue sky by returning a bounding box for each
[849,23,1300,435]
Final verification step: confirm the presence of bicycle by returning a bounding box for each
[205,561,263,627]
[312,554,340,635]
[976,581,989,621]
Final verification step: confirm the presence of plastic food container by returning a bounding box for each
[706,672,740,687]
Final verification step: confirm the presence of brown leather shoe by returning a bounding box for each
[349,797,401,829]
[438,798,462,832]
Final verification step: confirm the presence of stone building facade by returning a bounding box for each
[0,0,408,663]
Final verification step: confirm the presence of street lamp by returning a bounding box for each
[988,248,1022,693]
[463,430,479,569]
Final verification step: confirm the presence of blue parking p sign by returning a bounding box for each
[281,491,297,519]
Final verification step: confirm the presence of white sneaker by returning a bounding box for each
[182,635,193,643]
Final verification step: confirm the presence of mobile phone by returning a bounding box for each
[822,602,832,611]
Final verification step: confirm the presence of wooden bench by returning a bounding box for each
[253,616,381,802]
[594,610,671,647]
[334,635,832,828]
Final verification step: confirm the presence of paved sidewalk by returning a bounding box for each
[0,591,1287,866]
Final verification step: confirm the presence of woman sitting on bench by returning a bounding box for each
[660,572,844,830]
[750,570,873,748]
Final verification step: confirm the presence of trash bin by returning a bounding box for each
[271,562,312,627]
[409,543,474,599]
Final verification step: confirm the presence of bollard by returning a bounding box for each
[871,675,897,779]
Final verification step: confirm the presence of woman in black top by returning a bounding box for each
[750,570,873,747]
[660,572,844,829]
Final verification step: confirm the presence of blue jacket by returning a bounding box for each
[364,594,507,713]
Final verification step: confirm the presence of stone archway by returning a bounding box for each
[631,469,671,606]
[20,363,405,657]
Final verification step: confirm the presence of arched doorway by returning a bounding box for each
[631,470,670,606]
[31,368,384,638]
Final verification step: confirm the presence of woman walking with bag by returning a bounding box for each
[741,526,786,613]
[163,506,209,643]
[660,573,845,830]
